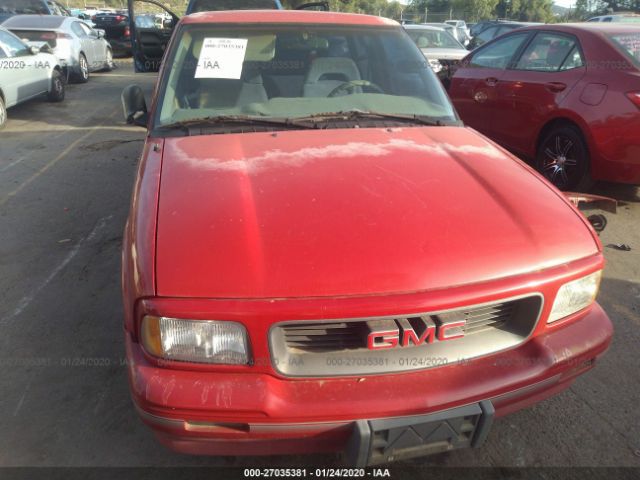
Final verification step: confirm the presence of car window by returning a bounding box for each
[79,22,95,36]
[608,32,640,66]
[476,26,497,43]
[603,17,612,22]
[0,0,48,14]
[0,45,6,58]
[515,33,580,72]
[559,46,584,70]
[47,1,62,15]
[406,29,464,49]
[0,29,30,57]
[470,33,529,69]
[71,22,85,37]
[155,24,457,127]
[496,26,517,36]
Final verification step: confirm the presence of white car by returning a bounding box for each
[0,27,65,129]
[2,15,113,83]
[587,14,640,23]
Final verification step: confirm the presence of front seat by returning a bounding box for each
[302,57,361,97]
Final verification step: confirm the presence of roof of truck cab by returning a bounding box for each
[182,10,398,26]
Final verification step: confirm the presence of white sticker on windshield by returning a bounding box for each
[195,38,248,79]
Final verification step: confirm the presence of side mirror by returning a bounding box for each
[163,19,174,29]
[95,29,105,39]
[122,84,148,128]
[29,46,40,55]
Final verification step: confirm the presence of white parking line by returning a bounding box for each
[1,215,113,325]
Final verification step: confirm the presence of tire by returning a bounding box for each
[0,96,7,130]
[47,70,65,102]
[75,53,89,83]
[535,125,593,191]
[102,48,114,72]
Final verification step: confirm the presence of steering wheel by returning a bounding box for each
[328,80,385,97]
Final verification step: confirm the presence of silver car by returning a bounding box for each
[0,27,65,129]
[2,15,113,83]
[404,24,468,89]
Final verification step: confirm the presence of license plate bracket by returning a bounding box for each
[346,400,494,466]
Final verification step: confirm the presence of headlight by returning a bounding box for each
[428,59,443,73]
[141,316,250,364]
[548,271,602,323]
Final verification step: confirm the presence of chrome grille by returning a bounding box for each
[270,295,543,377]
[281,302,517,353]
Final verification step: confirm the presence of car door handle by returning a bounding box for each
[545,82,567,93]
[485,77,499,87]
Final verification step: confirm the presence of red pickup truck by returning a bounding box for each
[121,10,612,466]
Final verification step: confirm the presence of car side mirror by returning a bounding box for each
[29,46,40,55]
[122,84,148,128]
[95,29,105,39]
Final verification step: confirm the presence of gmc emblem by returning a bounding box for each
[367,317,466,350]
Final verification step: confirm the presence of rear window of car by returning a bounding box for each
[0,0,48,15]
[188,0,278,13]
[608,32,640,66]
[406,28,464,49]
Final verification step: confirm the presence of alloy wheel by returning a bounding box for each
[80,55,89,80]
[541,134,580,190]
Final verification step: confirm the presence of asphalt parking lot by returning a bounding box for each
[0,59,639,469]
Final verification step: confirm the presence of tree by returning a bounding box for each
[452,0,500,19]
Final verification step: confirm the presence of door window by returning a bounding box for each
[515,33,581,72]
[71,22,86,37]
[0,30,30,57]
[79,22,96,37]
[470,33,529,69]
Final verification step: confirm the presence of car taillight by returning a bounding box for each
[627,92,640,109]
[124,26,130,38]
[115,15,125,22]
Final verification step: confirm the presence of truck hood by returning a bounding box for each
[156,127,597,298]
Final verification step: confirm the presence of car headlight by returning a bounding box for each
[141,316,250,364]
[428,59,443,73]
[548,271,602,324]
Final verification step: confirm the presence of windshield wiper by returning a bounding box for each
[156,115,317,133]
[287,110,460,127]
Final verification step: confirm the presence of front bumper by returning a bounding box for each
[127,302,612,459]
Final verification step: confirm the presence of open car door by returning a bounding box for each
[127,0,180,73]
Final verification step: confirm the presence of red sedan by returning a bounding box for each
[121,11,612,464]
[450,23,640,190]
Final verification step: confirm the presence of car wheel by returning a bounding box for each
[536,125,593,191]
[103,48,114,72]
[47,70,65,102]
[0,96,7,130]
[76,53,90,83]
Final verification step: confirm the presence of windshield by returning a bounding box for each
[155,24,457,130]
[406,28,464,49]
[189,0,278,13]
[608,32,640,66]
[0,0,48,15]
